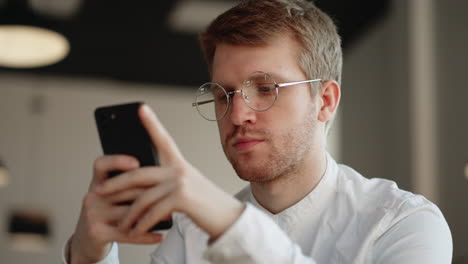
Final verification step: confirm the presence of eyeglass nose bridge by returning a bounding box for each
[227,89,250,104]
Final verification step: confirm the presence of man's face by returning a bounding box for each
[212,36,323,183]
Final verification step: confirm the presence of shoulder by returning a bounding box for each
[330,163,451,261]
[336,164,439,216]
[335,163,450,238]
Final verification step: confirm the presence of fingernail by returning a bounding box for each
[142,104,150,113]
[130,159,139,167]
[142,104,155,117]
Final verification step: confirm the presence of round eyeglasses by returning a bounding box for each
[192,71,323,121]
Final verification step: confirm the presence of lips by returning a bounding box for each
[232,137,264,151]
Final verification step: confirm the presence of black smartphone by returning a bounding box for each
[94,102,172,231]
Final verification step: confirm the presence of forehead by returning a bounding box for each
[211,36,304,84]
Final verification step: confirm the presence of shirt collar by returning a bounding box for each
[247,152,339,226]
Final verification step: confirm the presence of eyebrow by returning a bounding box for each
[210,70,290,90]
[217,83,236,92]
[212,71,279,83]
[266,72,296,83]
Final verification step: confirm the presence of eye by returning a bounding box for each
[214,94,228,103]
[258,85,273,92]
[254,83,275,94]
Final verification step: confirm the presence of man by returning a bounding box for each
[64,0,452,263]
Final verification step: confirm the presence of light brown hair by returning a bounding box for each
[200,0,342,132]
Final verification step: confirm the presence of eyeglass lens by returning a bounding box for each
[195,72,278,121]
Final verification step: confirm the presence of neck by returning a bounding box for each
[250,150,327,214]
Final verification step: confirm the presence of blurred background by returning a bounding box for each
[0,0,466,263]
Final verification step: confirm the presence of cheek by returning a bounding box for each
[267,104,314,138]
[268,99,307,123]
[217,120,230,144]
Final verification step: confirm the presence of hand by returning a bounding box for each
[70,155,163,264]
[96,104,245,240]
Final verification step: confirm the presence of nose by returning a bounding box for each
[228,90,256,126]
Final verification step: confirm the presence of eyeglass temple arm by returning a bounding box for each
[192,99,215,107]
[276,79,322,88]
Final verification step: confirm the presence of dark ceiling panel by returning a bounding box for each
[0,0,389,87]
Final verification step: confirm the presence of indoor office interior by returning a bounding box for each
[0,0,466,263]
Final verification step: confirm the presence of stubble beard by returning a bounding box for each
[224,107,318,183]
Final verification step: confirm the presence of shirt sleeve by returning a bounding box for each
[61,237,119,264]
[203,203,317,264]
[372,208,452,264]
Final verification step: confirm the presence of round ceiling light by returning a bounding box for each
[0,25,70,68]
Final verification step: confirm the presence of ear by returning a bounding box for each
[317,80,341,122]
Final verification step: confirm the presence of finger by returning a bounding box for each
[104,188,146,204]
[116,231,165,245]
[119,181,176,231]
[139,104,184,165]
[103,205,130,222]
[96,166,173,195]
[91,155,140,188]
[130,195,174,236]
[101,225,164,245]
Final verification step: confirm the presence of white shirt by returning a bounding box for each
[63,153,452,263]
